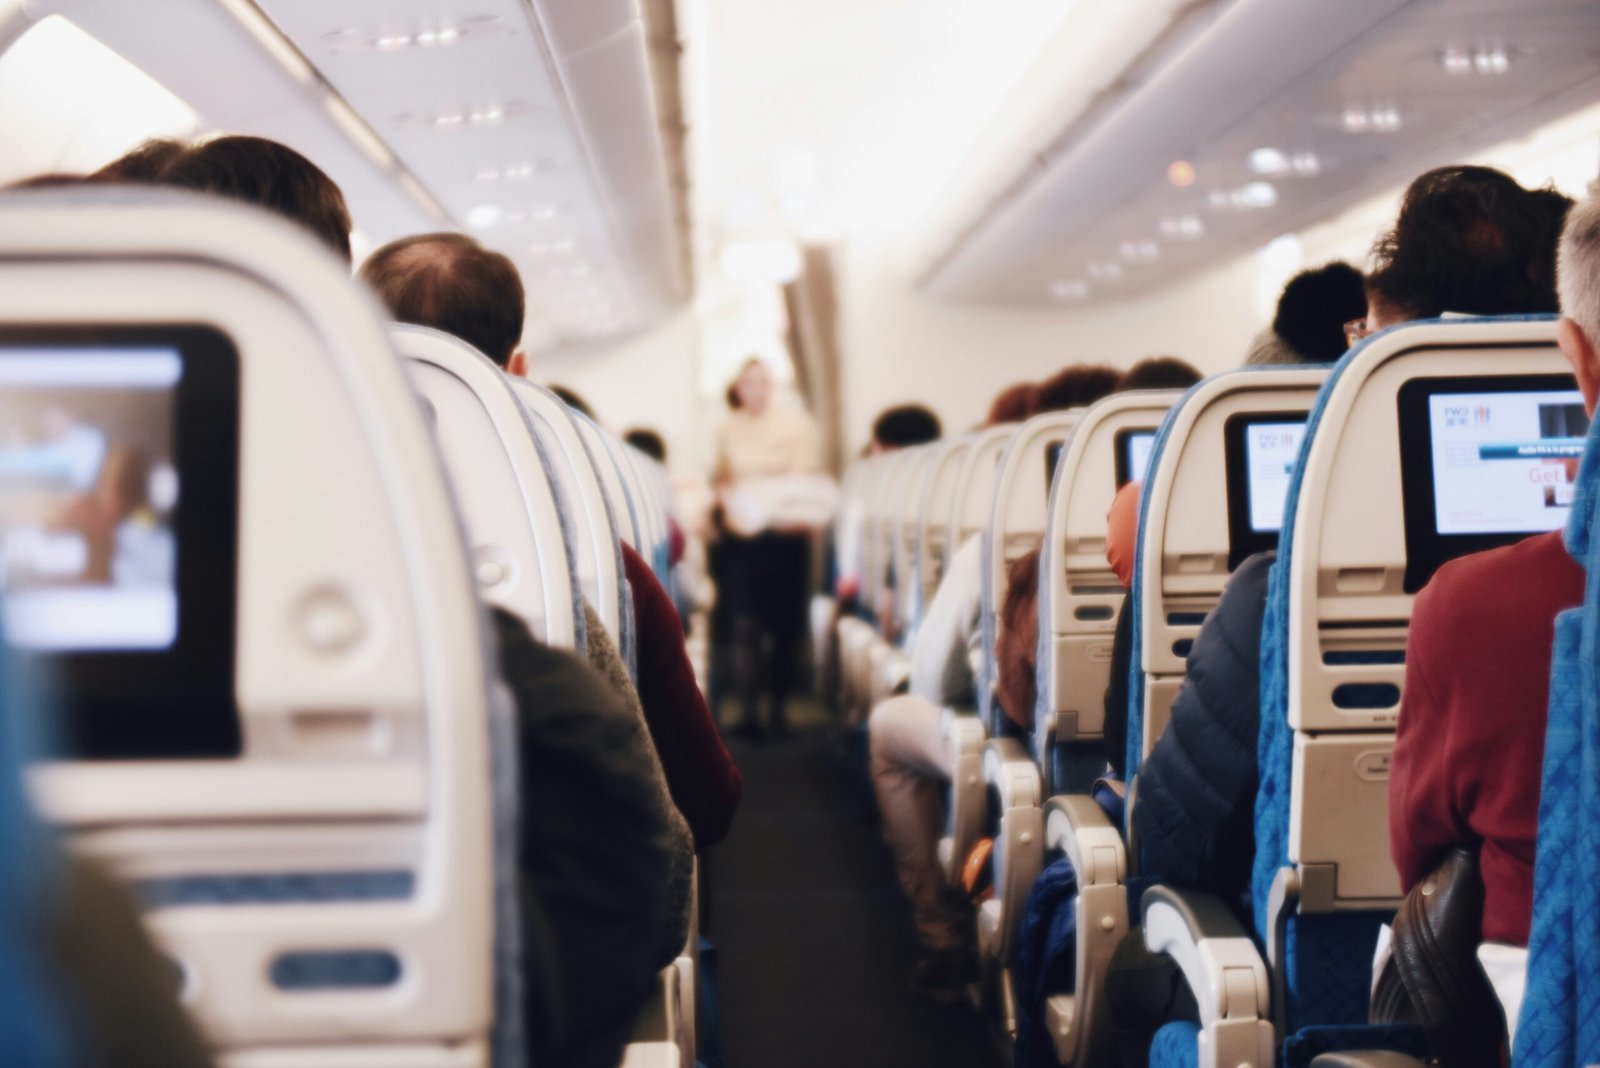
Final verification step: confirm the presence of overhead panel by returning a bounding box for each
[920,0,1600,307]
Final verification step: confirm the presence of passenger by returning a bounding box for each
[90,137,187,183]
[1245,261,1368,365]
[870,404,942,453]
[868,366,1118,1001]
[1387,181,1590,962]
[153,136,354,264]
[624,427,667,461]
[986,381,1036,426]
[114,151,681,1066]
[1103,165,1573,1066]
[713,357,822,739]
[360,232,741,848]
[550,385,595,420]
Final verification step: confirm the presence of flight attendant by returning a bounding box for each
[713,358,822,738]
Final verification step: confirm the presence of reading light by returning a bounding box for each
[1088,262,1124,281]
[1119,241,1160,262]
[1248,148,1288,176]
[1050,280,1088,300]
[1236,181,1277,209]
[466,204,502,229]
[1167,160,1197,187]
[1159,215,1204,239]
[1343,106,1401,133]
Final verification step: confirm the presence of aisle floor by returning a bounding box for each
[708,708,1006,1068]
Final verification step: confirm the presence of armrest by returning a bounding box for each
[943,708,987,757]
[1044,795,1124,888]
[1307,1056,1427,1068]
[982,737,1042,810]
[1142,886,1274,1068]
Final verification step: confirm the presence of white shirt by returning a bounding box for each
[909,535,984,708]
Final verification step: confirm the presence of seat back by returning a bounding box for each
[1255,317,1573,1036]
[1036,391,1181,788]
[948,424,1017,575]
[0,190,498,1063]
[619,444,672,579]
[574,412,643,552]
[863,450,916,626]
[980,411,1081,729]
[396,325,581,651]
[509,378,629,640]
[1127,369,1327,779]
[914,434,975,634]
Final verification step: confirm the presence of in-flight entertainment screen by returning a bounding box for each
[0,326,242,759]
[1224,412,1309,570]
[1399,374,1586,591]
[1117,430,1156,489]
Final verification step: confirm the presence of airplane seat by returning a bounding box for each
[573,416,644,678]
[934,423,1017,884]
[394,325,582,652]
[871,445,937,707]
[971,410,1080,1031]
[509,379,632,656]
[1145,318,1571,1067]
[0,189,501,1066]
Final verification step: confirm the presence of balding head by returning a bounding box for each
[360,232,526,367]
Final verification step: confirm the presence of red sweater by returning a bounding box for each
[1390,530,1583,946]
[621,544,743,847]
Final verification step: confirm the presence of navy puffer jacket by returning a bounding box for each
[1134,551,1274,908]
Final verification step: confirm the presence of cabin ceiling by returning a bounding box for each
[918,0,1600,306]
[15,0,691,353]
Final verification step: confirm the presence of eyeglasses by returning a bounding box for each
[1344,318,1373,347]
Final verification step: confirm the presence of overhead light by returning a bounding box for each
[1441,46,1509,75]
[721,239,803,284]
[1248,148,1288,176]
[1159,215,1204,239]
[1343,106,1401,133]
[1236,181,1278,209]
[1050,280,1088,300]
[1167,160,1197,188]
[1119,241,1160,262]
[529,204,559,221]
[477,163,538,183]
[1289,152,1321,177]
[466,204,502,229]
[1087,262,1124,281]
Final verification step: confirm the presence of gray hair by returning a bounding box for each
[1244,326,1299,366]
[1557,183,1600,345]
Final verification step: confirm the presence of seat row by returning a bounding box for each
[0,191,692,1067]
[833,316,1593,1066]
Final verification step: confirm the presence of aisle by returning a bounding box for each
[709,710,1007,1068]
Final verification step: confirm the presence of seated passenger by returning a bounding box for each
[1245,261,1368,365]
[833,403,943,612]
[869,365,1119,1001]
[1389,180,1591,956]
[1104,165,1572,1066]
[359,232,742,847]
[99,142,684,1065]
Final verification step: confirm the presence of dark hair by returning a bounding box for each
[625,428,667,462]
[3,174,90,190]
[1119,356,1202,392]
[1033,364,1121,414]
[725,384,742,410]
[1367,165,1571,321]
[550,386,594,420]
[1271,262,1368,363]
[871,404,941,448]
[985,382,1035,426]
[93,138,188,183]
[156,136,353,264]
[359,232,525,366]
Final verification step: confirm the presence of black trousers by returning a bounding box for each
[719,531,810,727]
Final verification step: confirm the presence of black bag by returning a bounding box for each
[1370,847,1506,1067]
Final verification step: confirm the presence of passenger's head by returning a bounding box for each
[1118,356,1202,392]
[359,232,527,371]
[1032,364,1121,414]
[870,404,941,453]
[985,382,1035,426]
[731,358,773,416]
[625,428,667,462]
[1244,327,1299,367]
[1272,261,1367,362]
[93,138,188,183]
[1366,165,1570,329]
[550,386,594,420]
[155,136,353,264]
[1556,187,1600,417]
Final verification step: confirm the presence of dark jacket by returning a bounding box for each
[1104,592,1133,778]
[1133,552,1273,906]
[492,609,678,1068]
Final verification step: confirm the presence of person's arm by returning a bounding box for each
[492,609,679,1068]
[1106,481,1142,590]
[1388,581,1467,893]
[995,546,1041,730]
[1133,553,1272,896]
[621,545,743,847]
[908,535,982,707]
